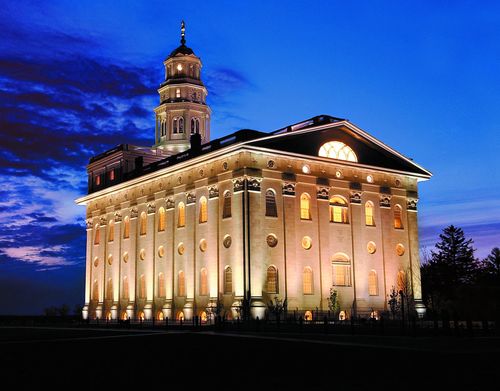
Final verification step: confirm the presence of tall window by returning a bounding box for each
[397,270,406,293]
[224,266,232,294]
[191,118,195,134]
[199,196,208,223]
[223,191,232,219]
[139,275,146,299]
[139,212,147,235]
[94,224,100,245]
[122,276,129,300]
[173,118,178,133]
[368,270,378,296]
[179,117,184,133]
[329,196,349,223]
[265,189,278,217]
[178,271,186,296]
[108,220,114,242]
[394,205,403,229]
[195,118,200,133]
[176,88,181,98]
[365,201,375,226]
[332,254,351,286]
[303,267,313,294]
[123,216,130,239]
[158,273,165,298]
[106,278,113,300]
[200,268,208,295]
[158,207,166,231]
[300,193,311,220]
[178,202,185,227]
[92,279,99,301]
[267,266,278,294]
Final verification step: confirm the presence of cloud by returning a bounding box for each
[1,245,74,268]
[205,67,252,99]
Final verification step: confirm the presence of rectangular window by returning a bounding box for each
[333,265,351,286]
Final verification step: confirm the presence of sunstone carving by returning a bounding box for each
[379,195,392,208]
[282,182,296,196]
[407,198,418,211]
[350,191,362,204]
[208,185,219,199]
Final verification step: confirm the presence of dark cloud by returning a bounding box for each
[205,67,252,99]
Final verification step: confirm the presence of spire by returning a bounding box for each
[180,20,186,46]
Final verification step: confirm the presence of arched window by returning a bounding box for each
[158,207,166,231]
[179,117,184,133]
[158,273,165,298]
[265,189,278,217]
[303,267,313,294]
[304,310,313,321]
[157,312,164,321]
[122,276,129,300]
[191,118,195,134]
[300,193,311,220]
[368,270,378,296]
[329,196,349,223]
[173,118,178,133]
[123,216,130,239]
[224,266,232,294]
[178,271,186,296]
[394,205,403,229]
[94,224,100,245]
[365,201,375,226]
[139,274,146,299]
[332,253,351,286]
[195,118,200,133]
[108,220,114,242]
[397,270,406,293]
[177,311,185,321]
[222,191,231,219]
[267,266,278,294]
[200,268,208,295]
[178,202,185,227]
[92,279,99,301]
[176,88,181,98]
[140,212,147,235]
[137,311,145,321]
[318,141,358,162]
[106,278,113,300]
[199,196,208,223]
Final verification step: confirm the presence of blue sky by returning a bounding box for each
[0,0,499,314]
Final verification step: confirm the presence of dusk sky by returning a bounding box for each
[0,1,499,314]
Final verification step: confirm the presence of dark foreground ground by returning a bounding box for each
[0,327,499,389]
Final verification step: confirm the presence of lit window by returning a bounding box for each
[329,196,349,223]
[177,311,185,321]
[200,311,207,323]
[92,279,99,301]
[332,254,351,286]
[109,170,115,181]
[158,273,165,298]
[195,118,200,133]
[368,270,378,296]
[123,216,130,239]
[94,224,100,245]
[302,164,311,174]
[200,268,208,295]
[108,220,114,242]
[158,207,166,231]
[106,278,113,300]
[122,276,129,300]
[318,141,357,162]
[176,88,181,98]
[199,196,208,223]
[173,118,178,133]
[397,270,406,293]
[157,312,164,321]
[139,274,146,299]
[178,202,185,227]
[95,175,101,186]
[265,189,278,217]
[224,266,232,294]
[179,117,184,133]
[267,266,278,294]
[394,205,403,229]
[223,191,231,219]
[303,267,313,294]
[339,311,346,321]
[177,63,183,71]
[178,271,186,296]
[300,193,311,220]
[140,212,147,235]
[138,311,145,321]
[365,202,375,226]
[304,310,313,321]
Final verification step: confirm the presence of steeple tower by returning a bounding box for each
[153,21,211,155]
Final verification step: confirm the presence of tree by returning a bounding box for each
[387,286,400,320]
[479,247,500,286]
[327,287,340,318]
[206,293,224,322]
[267,296,285,321]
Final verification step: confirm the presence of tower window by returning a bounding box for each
[266,266,278,294]
[368,270,378,296]
[329,196,349,224]
[173,118,178,134]
[123,216,130,239]
[176,88,181,98]
[265,189,278,217]
[108,220,114,242]
[179,117,184,133]
[158,207,166,232]
[139,274,146,299]
[178,202,185,228]
[394,205,403,229]
[200,268,208,296]
[106,278,113,300]
[122,276,129,300]
[365,201,375,226]
[300,193,311,220]
[94,224,100,245]
[178,271,186,296]
[332,254,352,286]
[303,267,313,295]
[95,175,101,186]
[140,212,147,235]
[195,118,200,133]
[158,273,165,298]
[199,196,208,223]
[109,170,115,181]
[222,191,231,219]
[224,266,232,294]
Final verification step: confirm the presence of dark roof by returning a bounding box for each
[167,44,195,59]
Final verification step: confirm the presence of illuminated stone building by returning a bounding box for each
[76,23,431,321]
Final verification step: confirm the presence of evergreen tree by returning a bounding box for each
[480,247,500,286]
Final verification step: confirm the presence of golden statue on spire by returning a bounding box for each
[181,20,186,45]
